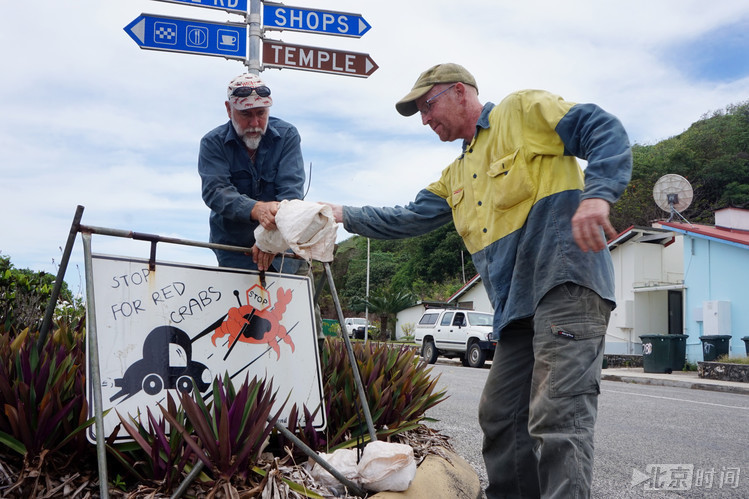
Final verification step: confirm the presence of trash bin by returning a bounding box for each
[322,319,339,337]
[639,334,687,373]
[700,335,732,361]
[743,337,749,356]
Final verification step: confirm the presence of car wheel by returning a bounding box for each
[176,375,194,394]
[143,373,163,395]
[423,341,438,364]
[460,354,470,367]
[467,343,486,368]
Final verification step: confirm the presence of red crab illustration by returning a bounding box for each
[211,286,295,359]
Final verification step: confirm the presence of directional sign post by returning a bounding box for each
[124,14,247,60]
[263,4,371,38]
[263,40,378,77]
[153,0,248,15]
[123,3,377,77]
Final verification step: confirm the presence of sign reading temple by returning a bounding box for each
[262,40,378,77]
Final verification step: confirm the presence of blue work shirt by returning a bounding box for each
[198,117,305,271]
[343,90,632,336]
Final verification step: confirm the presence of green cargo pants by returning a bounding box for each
[478,283,611,498]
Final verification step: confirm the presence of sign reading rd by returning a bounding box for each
[263,40,378,77]
[153,0,248,15]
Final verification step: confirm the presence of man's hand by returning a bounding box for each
[251,201,280,230]
[571,198,617,252]
[251,245,276,271]
[319,202,343,223]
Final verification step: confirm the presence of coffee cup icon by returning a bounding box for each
[220,34,236,46]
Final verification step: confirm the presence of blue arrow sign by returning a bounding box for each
[263,4,371,38]
[124,14,247,60]
[153,0,247,15]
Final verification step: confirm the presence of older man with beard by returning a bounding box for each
[198,73,305,272]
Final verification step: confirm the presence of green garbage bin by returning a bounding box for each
[700,335,732,361]
[322,319,340,337]
[639,334,687,373]
[742,337,749,356]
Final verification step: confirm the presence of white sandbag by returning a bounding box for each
[357,441,416,492]
[253,224,288,254]
[254,199,337,262]
[307,448,360,495]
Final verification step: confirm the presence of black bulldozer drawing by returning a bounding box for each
[110,325,211,402]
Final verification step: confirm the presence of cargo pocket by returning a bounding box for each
[549,322,606,398]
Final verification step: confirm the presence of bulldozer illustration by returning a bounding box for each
[110,325,212,402]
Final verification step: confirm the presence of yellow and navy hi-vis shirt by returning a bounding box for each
[427,90,584,254]
[344,90,632,335]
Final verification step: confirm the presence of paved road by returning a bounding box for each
[425,360,749,498]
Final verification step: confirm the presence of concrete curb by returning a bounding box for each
[370,449,482,499]
[601,370,749,396]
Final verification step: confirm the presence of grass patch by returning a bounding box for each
[716,355,749,365]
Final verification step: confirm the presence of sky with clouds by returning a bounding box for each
[2,0,749,293]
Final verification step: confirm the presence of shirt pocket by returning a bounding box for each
[446,188,469,237]
[230,169,254,196]
[487,149,535,211]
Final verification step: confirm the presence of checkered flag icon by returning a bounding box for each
[154,23,177,43]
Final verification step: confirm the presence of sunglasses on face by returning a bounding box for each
[231,85,271,98]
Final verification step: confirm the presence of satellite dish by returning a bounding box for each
[653,174,693,222]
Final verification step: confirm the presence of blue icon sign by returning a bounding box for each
[124,14,246,60]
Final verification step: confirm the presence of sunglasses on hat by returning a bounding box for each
[231,85,271,98]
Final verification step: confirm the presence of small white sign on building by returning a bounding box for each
[86,254,325,442]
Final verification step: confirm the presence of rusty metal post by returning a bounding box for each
[324,262,377,443]
[82,231,109,499]
[37,205,84,352]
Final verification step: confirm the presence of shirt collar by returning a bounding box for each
[462,102,495,151]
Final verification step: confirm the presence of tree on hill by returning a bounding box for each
[611,100,749,230]
[330,222,474,313]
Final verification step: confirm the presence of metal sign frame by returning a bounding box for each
[52,207,373,497]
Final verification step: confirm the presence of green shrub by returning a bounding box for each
[321,338,446,450]
[0,278,446,496]
[0,326,92,486]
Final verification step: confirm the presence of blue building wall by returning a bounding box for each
[681,234,749,361]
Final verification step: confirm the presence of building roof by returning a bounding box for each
[607,226,676,251]
[448,274,482,303]
[447,217,749,303]
[659,221,749,248]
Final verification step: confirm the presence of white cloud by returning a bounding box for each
[3,0,749,286]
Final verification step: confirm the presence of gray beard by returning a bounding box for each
[231,116,266,152]
[242,134,262,150]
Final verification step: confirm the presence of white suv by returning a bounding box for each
[344,317,368,338]
[415,309,496,368]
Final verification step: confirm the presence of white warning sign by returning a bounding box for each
[86,254,324,442]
